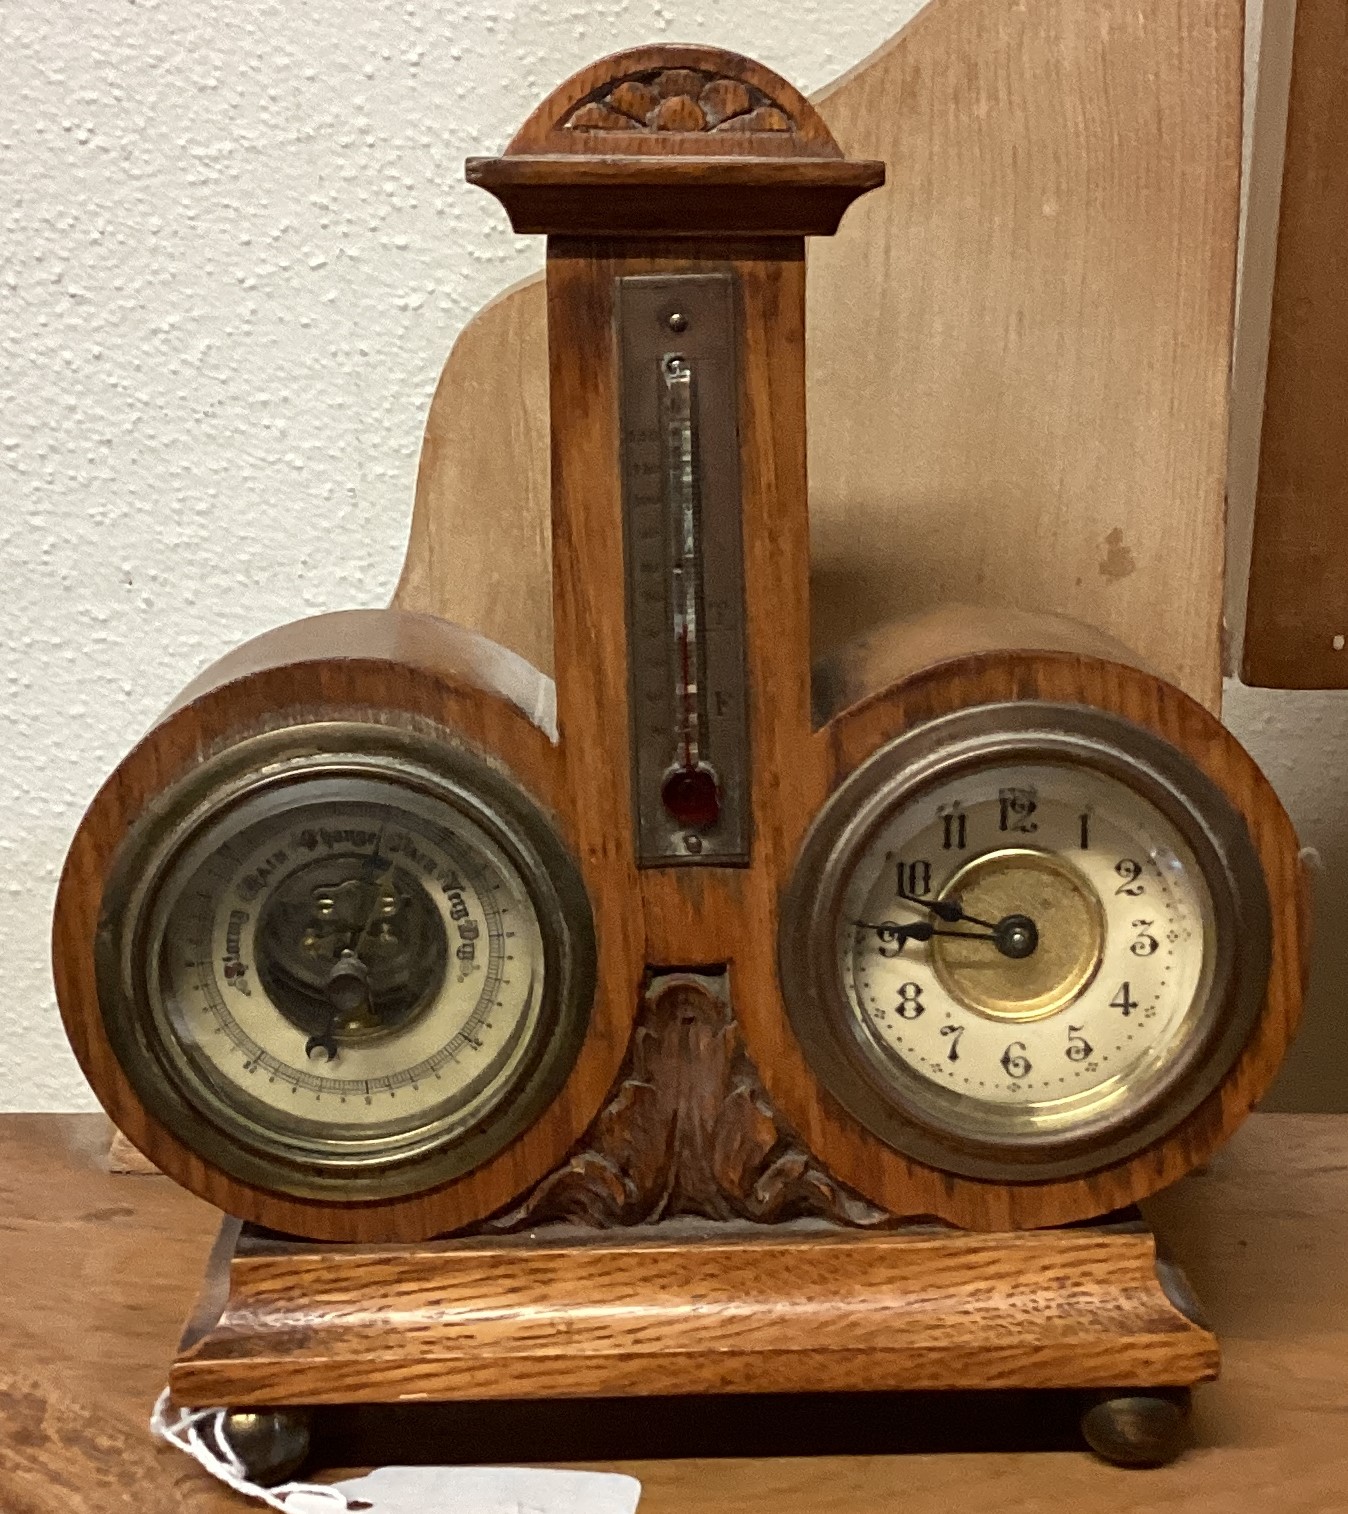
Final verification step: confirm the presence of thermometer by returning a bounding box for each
[618,274,750,866]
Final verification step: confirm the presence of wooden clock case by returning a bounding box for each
[52,37,1305,1474]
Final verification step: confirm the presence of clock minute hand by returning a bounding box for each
[857,920,1000,946]
[861,914,1039,961]
[856,919,927,950]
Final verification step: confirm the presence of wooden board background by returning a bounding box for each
[1224,0,1298,677]
[1242,0,1348,687]
[395,0,1244,713]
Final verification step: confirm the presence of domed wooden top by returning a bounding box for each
[467,45,884,237]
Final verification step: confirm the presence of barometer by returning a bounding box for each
[94,725,593,1201]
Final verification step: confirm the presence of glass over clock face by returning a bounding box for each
[97,728,595,1202]
[781,706,1271,1181]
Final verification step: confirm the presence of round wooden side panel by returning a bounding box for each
[52,610,641,1242]
[741,617,1307,1230]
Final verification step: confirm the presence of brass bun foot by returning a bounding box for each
[1080,1388,1191,1467]
[209,1406,313,1486]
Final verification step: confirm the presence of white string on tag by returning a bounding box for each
[150,1389,351,1511]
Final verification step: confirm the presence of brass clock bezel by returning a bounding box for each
[94,721,597,1204]
[778,702,1272,1184]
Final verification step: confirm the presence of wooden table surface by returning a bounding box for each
[1,1112,1344,1512]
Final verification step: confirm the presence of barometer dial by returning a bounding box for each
[95,727,595,1202]
[781,705,1272,1182]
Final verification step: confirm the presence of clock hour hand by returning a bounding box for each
[894,884,1000,931]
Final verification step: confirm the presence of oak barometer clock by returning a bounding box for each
[52,44,1305,1475]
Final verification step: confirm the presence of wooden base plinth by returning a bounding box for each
[171,1217,1218,1409]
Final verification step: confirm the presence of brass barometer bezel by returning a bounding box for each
[94,721,597,1204]
[779,702,1272,1183]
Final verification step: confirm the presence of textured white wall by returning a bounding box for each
[1,0,922,1110]
[3,1,1343,1113]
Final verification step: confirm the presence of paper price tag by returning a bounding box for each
[286,1465,642,1514]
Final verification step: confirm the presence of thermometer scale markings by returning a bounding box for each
[618,273,749,867]
[660,353,720,831]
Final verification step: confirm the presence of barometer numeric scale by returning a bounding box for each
[52,47,1306,1476]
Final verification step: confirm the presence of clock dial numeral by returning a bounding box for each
[897,859,933,897]
[896,983,926,1019]
[1066,1026,1093,1062]
[941,807,967,851]
[1000,1042,1032,1079]
[1114,858,1145,895]
[940,1023,963,1061]
[1130,921,1160,957]
[1111,981,1139,1017]
[875,926,909,959]
[998,788,1038,834]
[874,925,907,960]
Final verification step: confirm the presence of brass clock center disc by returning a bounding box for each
[932,848,1104,1023]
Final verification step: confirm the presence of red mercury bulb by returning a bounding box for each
[661,764,721,830]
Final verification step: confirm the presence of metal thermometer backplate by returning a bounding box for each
[618,273,750,867]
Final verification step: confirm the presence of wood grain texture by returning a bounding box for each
[106,1128,161,1175]
[1242,0,1348,687]
[728,635,1306,1231]
[52,608,641,1243]
[481,974,891,1231]
[82,33,1287,1237]
[811,602,1153,726]
[464,155,884,237]
[0,1116,229,1514]
[169,1217,1217,1408]
[3,1113,1346,1511]
[393,275,550,659]
[1224,0,1298,675]
[805,0,1240,714]
[396,0,1243,712]
[504,46,840,158]
[467,46,882,237]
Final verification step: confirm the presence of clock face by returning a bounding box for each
[780,706,1271,1181]
[97,729,595,1201]
[842,761,1215,1137]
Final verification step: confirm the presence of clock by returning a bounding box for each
[54,43,1302,1238]
[781,702,1269,1184]
[50,44,1306,1469]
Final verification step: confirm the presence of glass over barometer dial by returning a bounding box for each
[781,705,1271,1181]
[96,726,595,1202]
